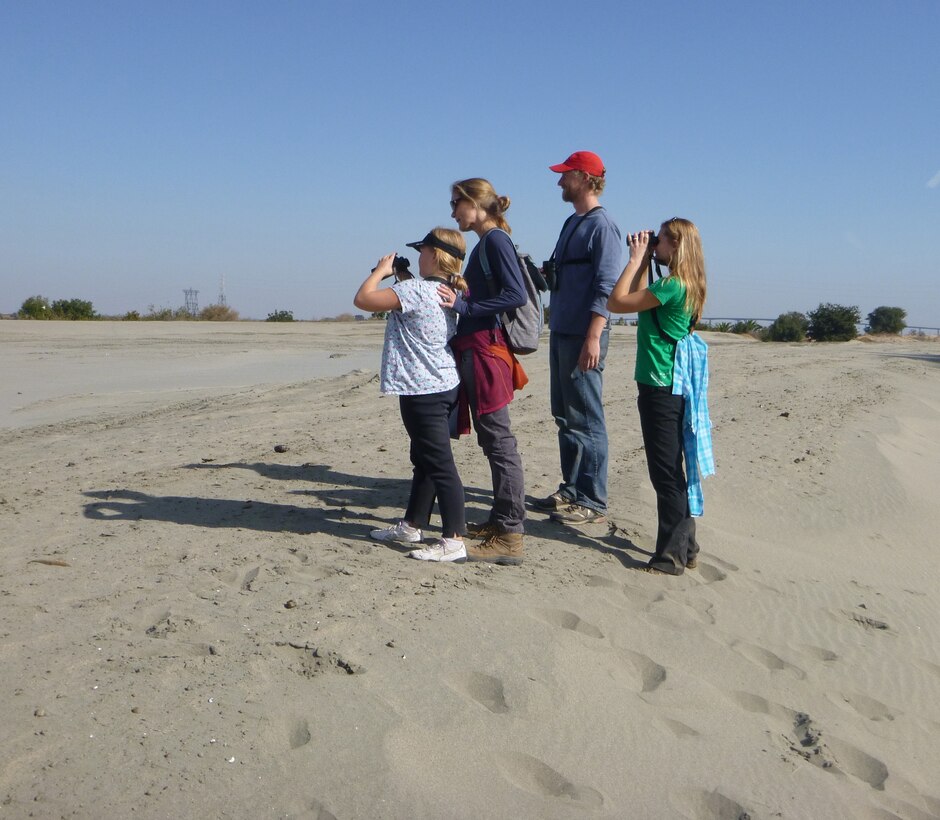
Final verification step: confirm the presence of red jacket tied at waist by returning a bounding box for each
[450,328,528,436]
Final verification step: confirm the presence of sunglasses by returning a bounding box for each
[449,198,462,210]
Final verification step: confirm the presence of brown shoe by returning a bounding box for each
[467,532,524,565]
[466,521,502,540]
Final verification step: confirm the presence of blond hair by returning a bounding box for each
[451,178,512,233]
[428,227,468,294]
[660,218,706,320]
[583,171,606,195]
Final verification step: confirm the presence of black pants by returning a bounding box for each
[637,383,699,574]
[399,386,465,537]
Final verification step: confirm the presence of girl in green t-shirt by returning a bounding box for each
[607,218,707,575]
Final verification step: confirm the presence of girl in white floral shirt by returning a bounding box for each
[354,227,469,563]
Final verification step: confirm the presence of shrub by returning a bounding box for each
[766,311,809,342]
[123,310,141,321]
[807,303,860,341]
[732,319,761,334]
[266,309,294,322]
[712,322,733,333]
[18,295,52,319]
[865,306,906,335]
[145,305,191,320]
[200,304,239,321]
[51,298,96,320]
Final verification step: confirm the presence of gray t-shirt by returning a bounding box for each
[380,277,459,396]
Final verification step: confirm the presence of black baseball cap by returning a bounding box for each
[405,232,465,261]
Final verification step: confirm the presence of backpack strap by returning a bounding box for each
[478,229,499,297]
[550,206,604,287]
[478,230,513,329]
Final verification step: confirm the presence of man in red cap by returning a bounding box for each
[536,151,622,524]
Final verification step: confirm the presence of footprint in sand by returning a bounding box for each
[646,591,716,626]
[694,555,738,585]
[279,797,337,819]
[801,644,839,662]
[290,719,312,749]
[447,671,510,714]
[801,722,890,790]
[620,648,667,693]
[497,751,604,808]
[730,641,806,679]
[916,658,940,679]
[826,736,889,790]
[836,691,896,722]
[656,717,700,738]
[531,609,604,639]
[305,800,338,820]
[790,712,890,791]
[240,565,261,591]
[585,574,621,590]
[695,563,727,583]
[675,788,753,820]
[729,690,798,723]
[730,692,891,792]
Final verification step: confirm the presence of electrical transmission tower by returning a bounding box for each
[183,289,199,316]
[218,275,227,307]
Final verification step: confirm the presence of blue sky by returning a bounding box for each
[2,1,939,326]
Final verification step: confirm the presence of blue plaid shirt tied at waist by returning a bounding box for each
[672,333,714,516]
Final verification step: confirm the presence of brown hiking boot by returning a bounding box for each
[467,532,524,565]
[465,521,502,540]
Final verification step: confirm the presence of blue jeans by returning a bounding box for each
[549,330,609,513]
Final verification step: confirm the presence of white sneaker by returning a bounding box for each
[370,521,423,544]
[408,538,467,563]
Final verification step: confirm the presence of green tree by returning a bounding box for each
[266,309,294,322]
[51,298,96,320]
[766,311,809,342]
[865,306,906,335]
[807,303,860,341]
[18,295,52,319]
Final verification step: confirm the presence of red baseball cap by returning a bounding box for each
[549,151,605,177]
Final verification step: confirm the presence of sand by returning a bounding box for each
[1,320,939,819]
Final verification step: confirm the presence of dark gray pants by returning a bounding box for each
[460,350,525,533]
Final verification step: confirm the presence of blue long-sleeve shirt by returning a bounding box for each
[548,207,622,336]
[452,228,527,338]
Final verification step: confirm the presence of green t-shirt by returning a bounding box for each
[635,276,693,387]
